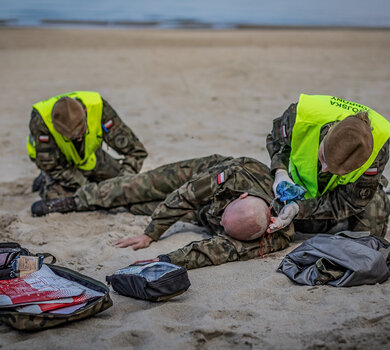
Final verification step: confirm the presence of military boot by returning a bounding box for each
[31,197,77,217]
[32,171,45,192]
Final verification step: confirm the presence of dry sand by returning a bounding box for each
[0,28,390,349]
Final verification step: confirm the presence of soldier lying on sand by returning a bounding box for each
[31,155,294,269]
[31,149,388,269]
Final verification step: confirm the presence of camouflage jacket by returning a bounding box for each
[266,103,390,221]
[29,98,148,187]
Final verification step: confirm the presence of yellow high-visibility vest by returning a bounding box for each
[26,91,103,171]
[290,94,390,199]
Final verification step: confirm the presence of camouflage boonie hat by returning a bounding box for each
[52,97,86,139]
[324,114,373,175]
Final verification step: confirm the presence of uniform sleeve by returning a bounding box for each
[29,110,88,189]
[266,103,297,174]
[295,140,390,220]
[163,225,294,270]
[144,171,216,241]
[100,99,148,174]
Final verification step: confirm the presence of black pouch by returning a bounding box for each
[0,264,113,331]
[106,262,191,301]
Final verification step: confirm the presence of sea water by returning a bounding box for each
[0,0,389,28]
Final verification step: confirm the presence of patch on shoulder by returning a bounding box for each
[282,124,287,138]
[39,135,49,143]
[217,172,225,184]
[364,168,378,175]
[359,188,372,199]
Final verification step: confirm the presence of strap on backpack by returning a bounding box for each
[37,252,56,264]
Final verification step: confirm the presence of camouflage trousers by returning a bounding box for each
[293,186,390,238]
[75,154,231,213]
[40,147,123,200]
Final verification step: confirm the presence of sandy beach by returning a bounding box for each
[0,28,390,349]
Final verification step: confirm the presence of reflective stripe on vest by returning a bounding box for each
[26,134,36,159]
[290,94,390,199]
[29,91,103,171]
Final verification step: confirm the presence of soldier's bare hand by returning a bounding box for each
[114,234,153,250]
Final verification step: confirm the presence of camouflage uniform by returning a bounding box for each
[74,155,294,270]
[266,103,390,237]
[29,98,148,200]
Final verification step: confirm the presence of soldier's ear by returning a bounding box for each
[239,192,249,199]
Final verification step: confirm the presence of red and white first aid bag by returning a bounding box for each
[0,265,103,309]
[0,264,113,331]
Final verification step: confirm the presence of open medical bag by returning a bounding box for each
[0,243,112,331]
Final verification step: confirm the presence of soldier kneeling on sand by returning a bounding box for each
[27,91,147,200]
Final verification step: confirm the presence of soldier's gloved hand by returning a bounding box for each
[114,234,153,250]
[267,202,299,233]
[272,169,295,197]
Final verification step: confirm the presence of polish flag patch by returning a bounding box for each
[282,125,287,138]
[39,135,49,143]
[364,168,378,175]
[217,172,225,184]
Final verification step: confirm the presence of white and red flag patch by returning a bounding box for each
[217,171,225,184]
[364,168,378,175]
[282,125,287,138]
[39,135,49,143]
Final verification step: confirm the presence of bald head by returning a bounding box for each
[220,193,270,241]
